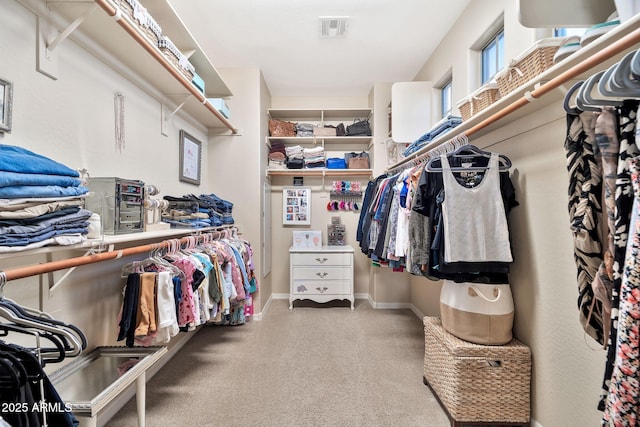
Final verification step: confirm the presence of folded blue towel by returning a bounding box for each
[0,171,82,188]
[0,144,80,177]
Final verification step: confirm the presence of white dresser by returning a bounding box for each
[289,245,355,310]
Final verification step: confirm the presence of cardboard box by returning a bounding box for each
[292,230,322,248]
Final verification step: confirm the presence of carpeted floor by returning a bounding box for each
[105,299,450,427]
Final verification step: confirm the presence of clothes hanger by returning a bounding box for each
[0,305,82,358]
[630,49,640,78]
[426,144,512,172]
[563,80,584,114]
[608,51,640,96]
[0,324,66,364]
[0,299,87,352]
[578,70,623,107]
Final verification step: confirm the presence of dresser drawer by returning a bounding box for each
[292,266,352,281]
[291,280,351,295]
[291,252,352,267]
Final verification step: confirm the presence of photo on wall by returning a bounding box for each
[283,187,311,225]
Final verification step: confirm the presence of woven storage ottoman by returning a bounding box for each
[423,317,531,426]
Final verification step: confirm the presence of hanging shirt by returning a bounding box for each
[440,152,513,263]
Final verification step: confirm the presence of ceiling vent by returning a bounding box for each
[319,16,349,38]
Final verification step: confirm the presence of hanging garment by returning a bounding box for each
[440,152,513,263]
[600,100,640,412]
[563,110,605,345]
[603,155,640,425]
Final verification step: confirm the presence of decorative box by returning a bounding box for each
[423,316,531,425]
[456,83,500,122]
[192,73,205,94]
[207,98,230,118]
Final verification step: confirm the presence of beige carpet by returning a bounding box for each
[105,299,450,427]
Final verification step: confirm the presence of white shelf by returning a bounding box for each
[389,14,640,170]
[267,136,372,145]
[266,168,373,177]
[268,108,372,121]
[45,0,236,130]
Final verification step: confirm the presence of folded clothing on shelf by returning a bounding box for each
[403,115,463,156]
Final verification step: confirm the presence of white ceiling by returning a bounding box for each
[168,0,471,98]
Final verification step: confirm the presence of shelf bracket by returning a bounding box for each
[47,4,97,54]
[165,96,193,121]
[36,2,97,80]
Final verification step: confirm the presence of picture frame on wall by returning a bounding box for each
[0,77,13,133]
[283,187,311,225]
[179,130,202,185]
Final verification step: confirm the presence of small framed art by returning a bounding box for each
[283,187,311,225]
[0,77,13,133]
[179,130,202,185]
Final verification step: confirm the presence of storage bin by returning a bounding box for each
[207,98,230,118]
[456,83,500,122]
[495,37,564,97]
[113,0,163,45]
[158,36,195,81]
[423,316,531,425]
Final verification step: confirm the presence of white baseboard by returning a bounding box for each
[531,419,542,427]
[252,294,273,321]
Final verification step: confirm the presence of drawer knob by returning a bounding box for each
[315,272,328,278]
[316,286,328,294]
[315,257,329,264]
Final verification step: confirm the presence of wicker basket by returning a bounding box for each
[113,0,163,45]
[158,36,195,81]
[456,83,500,122]
[423,316,531,424]
[496,38,564,97]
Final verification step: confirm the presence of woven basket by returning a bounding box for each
[456,97,472,121]
[158,36,195,81]
[423,317,531,424]
[113,0,163,45]
[456,83,500,122]
[496,38,563,97]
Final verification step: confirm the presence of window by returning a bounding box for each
[481,30,504,84]
[554,27,587,38]
[441,79,452,118]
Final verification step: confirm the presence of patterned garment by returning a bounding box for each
[603,155,640,425]
[564,111,605,345]
[601,101,640,413]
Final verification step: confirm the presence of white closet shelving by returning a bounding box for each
[31,0,237,131]
[266,108,374,177]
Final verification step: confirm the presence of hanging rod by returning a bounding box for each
[93,0,239,134]
[388,25,640,172]
[0,226,237,284]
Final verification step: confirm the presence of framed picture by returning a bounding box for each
[179,130,202,185]
[283,187,311,225]
[0,77,13,133]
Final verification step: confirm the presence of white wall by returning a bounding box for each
[408,0,612,425]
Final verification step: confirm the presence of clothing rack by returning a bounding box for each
[386,25,640,175]
[0,227,239,291]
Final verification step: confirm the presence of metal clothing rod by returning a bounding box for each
[389,26,640,172]
[0,228,236,284]
[93,0,238,134]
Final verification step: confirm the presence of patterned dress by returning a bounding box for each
[564,111,605,344]
[601,101,640,413]
[603,155,640,425]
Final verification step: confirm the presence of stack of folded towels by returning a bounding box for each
[285,145,304,169]
[303,146,325,168]
[0,144,91,252]
[268,141,287,169]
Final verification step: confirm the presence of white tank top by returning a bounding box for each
[440,152,513,263]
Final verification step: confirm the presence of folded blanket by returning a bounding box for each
[0,185,88,199]
[0,199,84,218]
[0,144,80,177]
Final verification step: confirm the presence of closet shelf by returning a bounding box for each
[268,108,373,121]
[266,169,373,177]
[267,136,373,145]
[41,0,238,132]
[0,225,237,261]
[388,14,640,171]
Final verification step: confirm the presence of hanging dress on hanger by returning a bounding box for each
[603,155,640,425]
[600,100,640,413]
[563,109,605,346]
